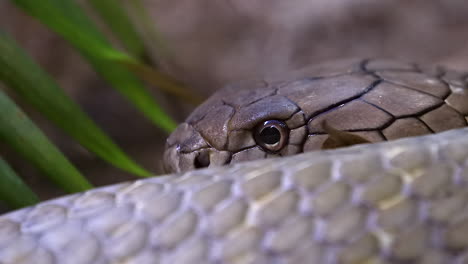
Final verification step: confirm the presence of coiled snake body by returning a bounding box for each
[1,59,468,263]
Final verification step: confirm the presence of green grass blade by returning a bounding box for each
[86,51,178,133]
[125,0,171,59]
[12,0,177,133]
[0,157,39,208]
[0,31,151,177]
[0,90,92,193]
[87,0,146,58]
[14,0,106,43]
[119,58,204,105]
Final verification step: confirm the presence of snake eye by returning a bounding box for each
[254,120,289,152]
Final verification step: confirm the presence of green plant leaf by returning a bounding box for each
[12,0,177,133]
[0,157,39,208]
[87,0,146,59]
[0,31,152,177]
[124,0,171,60]
[0,90,92,193]
[113,55,204,105]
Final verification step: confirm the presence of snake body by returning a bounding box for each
[1,59,468,264]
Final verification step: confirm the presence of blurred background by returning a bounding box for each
[1,0,468,205]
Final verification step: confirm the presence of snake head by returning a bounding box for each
[163,80,307,173]
[164,58,468,173]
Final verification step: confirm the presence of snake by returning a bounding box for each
[0,58,467,264]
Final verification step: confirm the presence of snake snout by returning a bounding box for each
[163,123,232,173]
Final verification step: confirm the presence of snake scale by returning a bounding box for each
[1,59,468,264]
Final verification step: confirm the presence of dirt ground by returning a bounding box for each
[1,0,468,208]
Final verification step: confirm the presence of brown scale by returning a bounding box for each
[164,58,468,173]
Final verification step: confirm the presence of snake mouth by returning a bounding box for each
[163,146,232,173]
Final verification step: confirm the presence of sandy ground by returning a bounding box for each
[1,0,468,209]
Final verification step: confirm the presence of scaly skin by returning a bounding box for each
[1,59,468,264]
[1,128,468,263]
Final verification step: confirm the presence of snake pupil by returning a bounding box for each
[254,120,289,152]
[260,127,281,144]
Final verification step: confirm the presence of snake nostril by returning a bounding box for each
[194,151,210,169]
